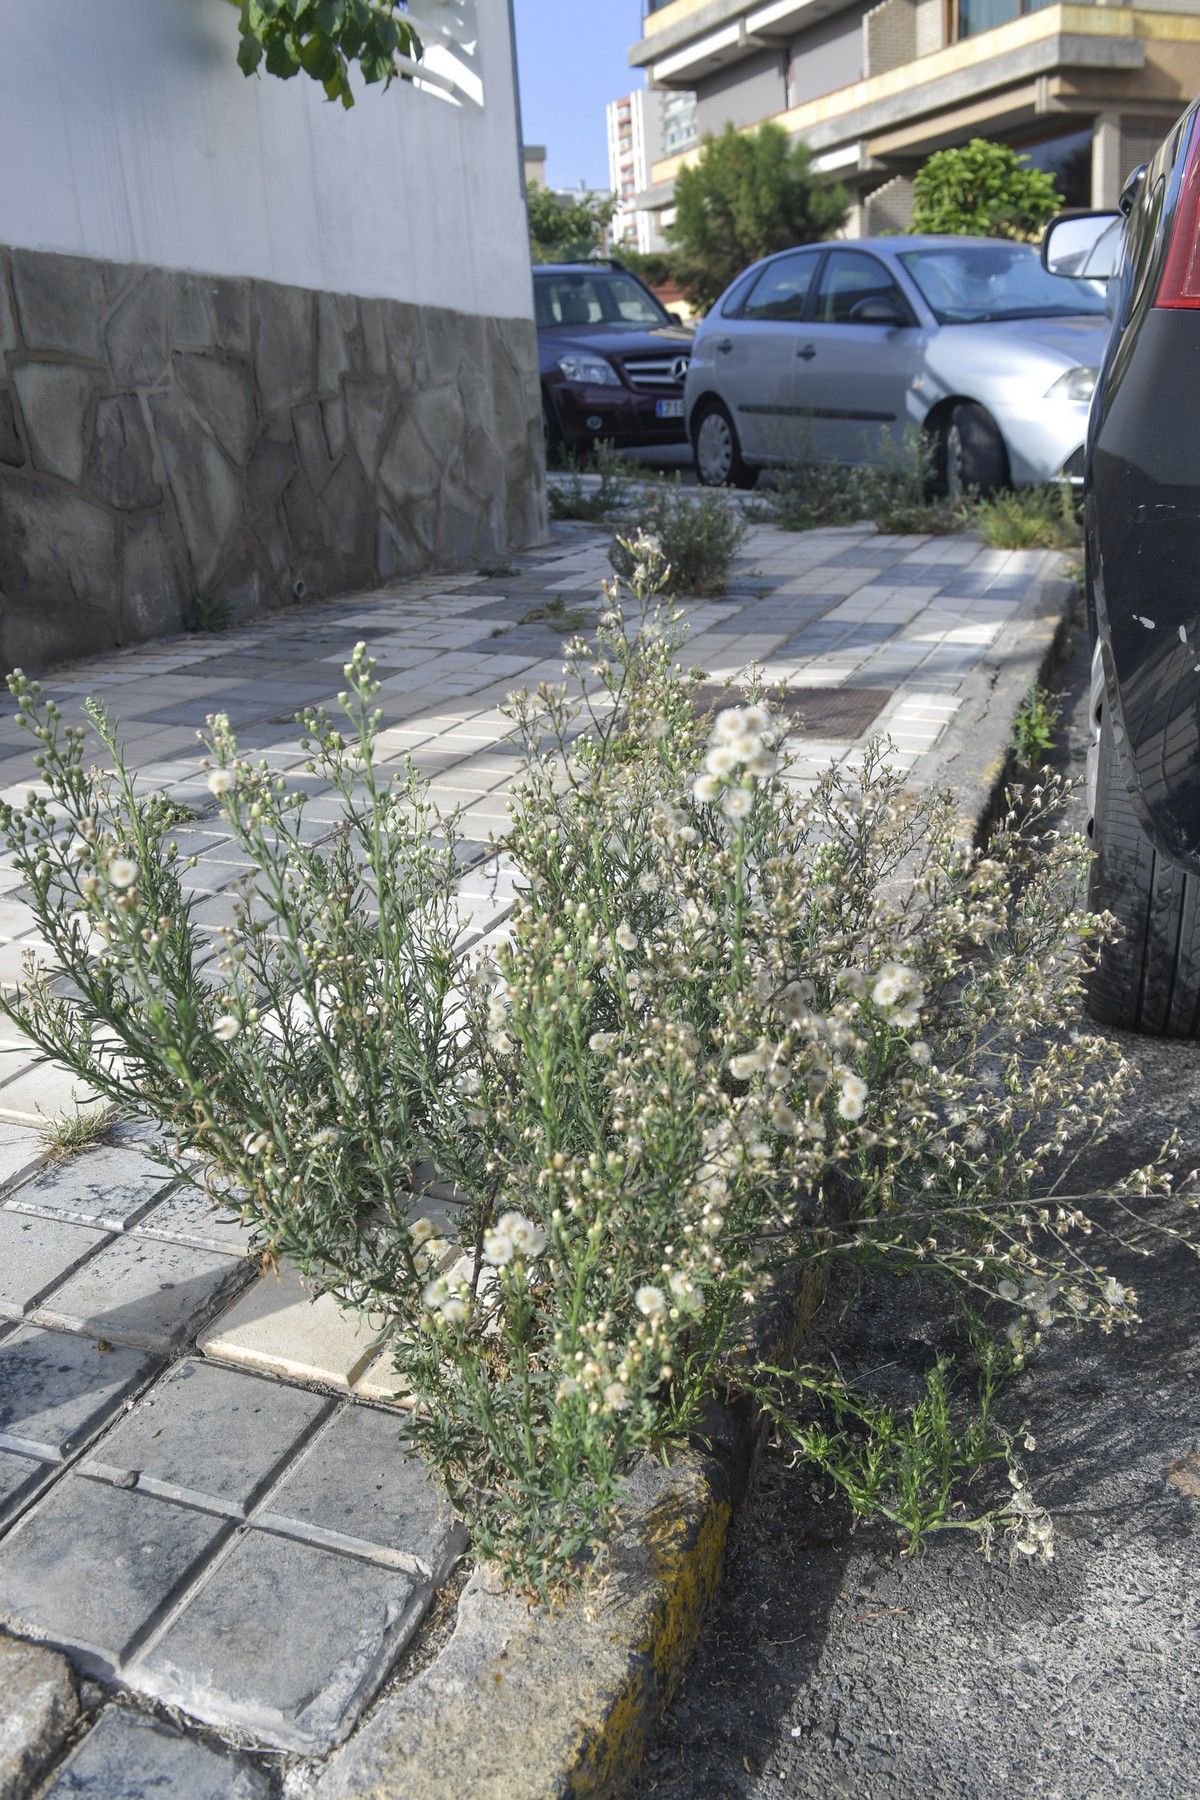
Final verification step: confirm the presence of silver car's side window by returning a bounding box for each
[814,251,907,324]
[740,252,820,323]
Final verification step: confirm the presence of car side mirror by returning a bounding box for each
[1042,211,1124,281]
[848,296,909,326]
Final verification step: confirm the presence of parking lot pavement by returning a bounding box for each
[0,518,1068,1784]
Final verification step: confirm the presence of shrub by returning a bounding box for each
[0,546,1186,1593]
[1010,683,1061,766]
[609,484,747,596]
[910,139,1063,242]
[751,433,941,534]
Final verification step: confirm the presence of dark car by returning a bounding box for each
[1042,106,1200,1034]
[534,261,692,454]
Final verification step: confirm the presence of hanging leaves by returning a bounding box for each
[230,0,423,109]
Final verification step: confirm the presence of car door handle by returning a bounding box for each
[797,344,816,361]
[717,338,733,353]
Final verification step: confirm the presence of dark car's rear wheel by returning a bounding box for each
[1087,698,1200,1036]
[693,399,757,490]
[940,402,1008,500]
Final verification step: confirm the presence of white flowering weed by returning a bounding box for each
[0,548,1192,1593]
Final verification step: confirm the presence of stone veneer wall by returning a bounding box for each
[0,246,547,669]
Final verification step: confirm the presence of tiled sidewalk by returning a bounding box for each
[0,520,1058,1789]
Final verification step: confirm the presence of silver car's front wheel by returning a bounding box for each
[692,400,756,490]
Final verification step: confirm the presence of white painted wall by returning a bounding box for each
[0,0,533,322]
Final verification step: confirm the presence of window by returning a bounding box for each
[740,251,821,322]
[953,0,1067,41]
[533,271,668,330]
[813,250,909,324]
[897,241,1107,323]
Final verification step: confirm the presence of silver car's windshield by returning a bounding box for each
[898,243,1107,324]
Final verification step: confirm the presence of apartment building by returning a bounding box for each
[630,0,1200,238]
[607,86,699,251]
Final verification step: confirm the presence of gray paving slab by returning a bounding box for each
[5,1144,173,1231]
[256,1401,466,1577]
[0,1633,78,1800]
[0,1212,109,1321]
[41,1705,270,1799]
[0,1477,230,1670]
[33,1235,249,1353]
[0,1325,160,1461]
[130,1184,255,1256]
[80,1359,333,1516]
[0,1447,55,1530]
[0,1121,44,1193]
[137,1529,428,1753]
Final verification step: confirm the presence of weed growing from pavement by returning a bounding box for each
[547,440,634,523]
[1,541,1192,1593]
[1010,683,1061,766]
[518,595,595,633]
[36,1103,111,1161]
[185,596,234,634]
[609,482,747,597]
[971,482,1082,551]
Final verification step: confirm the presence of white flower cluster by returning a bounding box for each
[483,1210,548,1267]
[870,960,925,1029]
[693,704,778,823]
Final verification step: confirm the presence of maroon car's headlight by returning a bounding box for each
[555,354,622,387]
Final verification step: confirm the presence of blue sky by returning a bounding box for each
[511,0,646,192]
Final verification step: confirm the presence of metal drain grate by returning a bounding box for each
[691,685,895,739]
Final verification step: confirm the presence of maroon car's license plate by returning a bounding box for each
[655,399,685,419]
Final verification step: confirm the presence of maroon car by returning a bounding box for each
[535,261,693,454]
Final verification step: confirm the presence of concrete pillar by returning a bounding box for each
[1092,112,1123,209]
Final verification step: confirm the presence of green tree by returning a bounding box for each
[527,185,617,264]
[668,123,849,311]
[910,139,1063,241]
[227,1,421,109]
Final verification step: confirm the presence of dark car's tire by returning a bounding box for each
[542,390,563,459]
[940,402,1008,499]
[692,399,757,490]
[1087,703,1200,1036]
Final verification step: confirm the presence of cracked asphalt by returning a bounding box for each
[642,614,1200,1800]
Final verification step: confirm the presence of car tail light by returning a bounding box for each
[1156,113,1200,307]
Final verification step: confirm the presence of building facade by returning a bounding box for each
[0,0,546,669]
[608,87,699,251]
[631,0,1200,240]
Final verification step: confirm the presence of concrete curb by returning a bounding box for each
[314,554,1079,1800]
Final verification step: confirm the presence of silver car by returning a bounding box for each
[686,235,1110,493]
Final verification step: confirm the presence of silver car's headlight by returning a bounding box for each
[1046,366,1098,403]
[556,354,621,387]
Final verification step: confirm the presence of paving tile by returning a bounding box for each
[131,1184,255,1255]
[0,1325,160,1460]
[0,1476,230,1670]
[5,1144,173,1231]
[0,1062,104,1124]
[0,1212,110,1321]
[352,1348,413,1407]
[0,1122,44,1191]
[137,1530,427,1753]
[34,1236,248,1353]
[198,1264,383,1389]
[81,1359,333,1516]
[42,1706,271,1799]
[256,1402,465,1576]
[0,1447,56,1530]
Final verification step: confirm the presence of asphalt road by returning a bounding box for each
[642,616,1200,1800]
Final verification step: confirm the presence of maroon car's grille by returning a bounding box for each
[621,353,690,392]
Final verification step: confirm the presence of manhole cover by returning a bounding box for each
[691,685,894,739]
